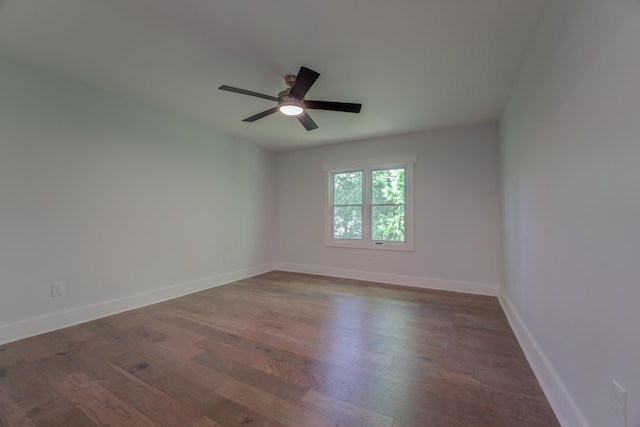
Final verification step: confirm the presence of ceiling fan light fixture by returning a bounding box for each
[278,96,305,117]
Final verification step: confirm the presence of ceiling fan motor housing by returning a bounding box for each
[278,88,291,99]
[284,74,297,88]
[279,74,298,99]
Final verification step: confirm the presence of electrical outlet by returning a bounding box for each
[366,251,373,261]
[612,379,627,427]
[51,282,64,297]
[222,255,227,265]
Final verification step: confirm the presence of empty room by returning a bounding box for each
[0,0,638,426]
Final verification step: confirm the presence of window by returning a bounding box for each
[324,155,416,251]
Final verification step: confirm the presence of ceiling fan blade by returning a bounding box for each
[297,112,319,131]
[305,100,362,113]
[242,107,279,122]
[289,67,320,100]
[219,85,279,102]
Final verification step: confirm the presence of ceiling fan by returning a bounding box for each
[218,66,362,131]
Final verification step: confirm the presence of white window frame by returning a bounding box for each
[323,155,417,251]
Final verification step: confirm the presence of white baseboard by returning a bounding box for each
[0,263,274,345]
[498,293,588,427]
[274,262,498,296]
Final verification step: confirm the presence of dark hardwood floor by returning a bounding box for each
[0,271,559,426]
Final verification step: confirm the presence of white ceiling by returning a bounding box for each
[0,0,545,151]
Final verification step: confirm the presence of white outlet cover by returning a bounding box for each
[51,282,64,297]
[612,379,627,427]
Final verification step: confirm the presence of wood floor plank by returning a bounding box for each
[199,392,254,426]
[51,372,156,426]
[0,386,37,426]
[250,353,351,399]
[191,323,356,401]
[198,338,262,366]
[135,392,219,427]
[0,271,559,426]
[0,344,25,370]
[94,360,164,407]
[0,360,62,413]
[215,379,338,427]
[25,395,97,427]
[6,338,53,364]
[234,411,289,427]
[348,385,521,427]
[300,389,393,427]
[193,349,309,403]
[236,327,370,369]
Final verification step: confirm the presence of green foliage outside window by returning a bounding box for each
[371,168,405,241]
[332,168,405,241]
[332,171,362,239]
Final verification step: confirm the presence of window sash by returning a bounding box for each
[369,166,406,242]
[331,204,363,240]
[370,204,406,242]
[331,169,364,239]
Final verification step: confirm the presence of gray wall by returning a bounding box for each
[500,0,640,425]
[0,55,276,343]
[275,125,503,295]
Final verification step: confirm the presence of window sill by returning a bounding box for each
[326,240,414,252]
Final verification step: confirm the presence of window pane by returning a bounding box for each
[371,206,405,241]
[371,168,405,204]
[333,206,362,239]
[333,171,362,205]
